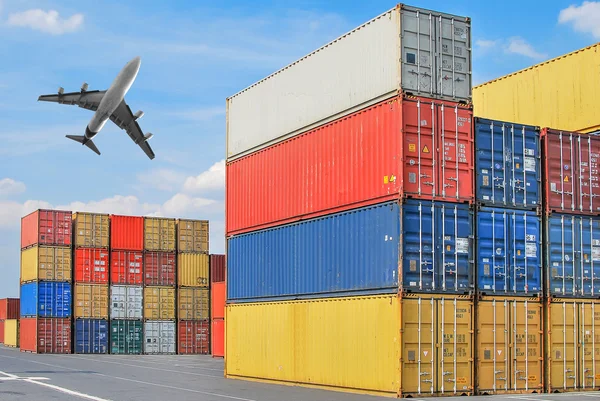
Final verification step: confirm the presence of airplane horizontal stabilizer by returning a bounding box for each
[66,135,101,156]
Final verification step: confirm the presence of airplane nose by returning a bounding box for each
[129,56,141,70]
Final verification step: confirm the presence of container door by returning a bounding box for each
[437,203,471,293]
[579,302,600,390]
[512,300,543,392]
[402,201,435,291]
[576,135,600,214]
[547,215,577,297]
[402,296,435,395]
[548,301,578,391]
[545,131,577,212]
[477,208,509,294]
[400,9,435,97]
[510,211,541,295]
[476,299,510,393]
[436,12,470,100]
[511,124,540,208]
[590,219,600,296]
[476,120,508,205]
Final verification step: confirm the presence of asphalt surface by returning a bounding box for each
[1,346,600,401]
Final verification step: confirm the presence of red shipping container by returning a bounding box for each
[19,317,71,354]
[0,298,20,320]
[110,215,144,251]
[21,209,72,249]
[211,282,225,320]
[144,251,176,286]
[110,250,143,285]
[542,128,600,215]
[178,320,210,355]
[211,319,224,358]
[226,95,474,235]
[210,254,226,283]
[74,248,109,284]
[0,320,4,344]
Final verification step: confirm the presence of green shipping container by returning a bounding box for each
[110,320,143,355]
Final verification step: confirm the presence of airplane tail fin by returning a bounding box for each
[66,135,101,156]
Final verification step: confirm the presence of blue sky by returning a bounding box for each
[0,0,598,297]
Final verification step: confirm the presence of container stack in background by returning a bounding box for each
[110,215,145,355]
[176,219,210,355]
[19,209,73,354]
[210,254,225,358]
[143,217,177,354]
[472,118,544,394]
[225,4,475,397]
[72,212,110,354]
[0,298,20,347]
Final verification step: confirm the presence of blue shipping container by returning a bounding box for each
[20,282,72,318]
[227,200,473,301]
[75,319,108,354]
[475,118,540,209]
[476,207,542,295]
[545,214,600,297]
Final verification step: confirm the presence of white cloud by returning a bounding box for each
[137,169,187,192]
[7,9,84,35]
[476,39,499,49]
[0,178,26,198]
[183,159,225,194]
[559,1,600,39]
[166,106,225,122]
[505,37,547,60]
[0,200,52,229]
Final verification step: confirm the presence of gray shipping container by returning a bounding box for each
[144,321,176,354]
[226,3,472,160]
[110,285,143,319]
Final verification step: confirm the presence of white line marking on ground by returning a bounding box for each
[93,354,223,371]
[508,397,554,401]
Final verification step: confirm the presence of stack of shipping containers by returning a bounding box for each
[0,298,20,347]
[143,217,177,354]
[72,212,109,354]
[19,210,72,353]
[210,254,225,358]
[110,215,144,355]
[473,118,544,394]
[176,219,210,355]
[225,4,476,397]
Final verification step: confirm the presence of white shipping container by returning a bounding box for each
[144,321,176,354]
[110,285,143,319]
[226,4,471,160]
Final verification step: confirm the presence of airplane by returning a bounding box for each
[38,56,155,160]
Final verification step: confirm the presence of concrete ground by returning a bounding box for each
[0,346,600,401]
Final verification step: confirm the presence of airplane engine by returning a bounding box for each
[134,110,144,120]
[81,82,88,92]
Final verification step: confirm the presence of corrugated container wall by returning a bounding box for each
[545,214,600,297]
[227,96,474,235]
[0,321,5,344]
[545,298,600,392]
[473,43,600,134]
[475,118,541,209]
[178,320,210,355]
[110,215,144,251]
[110,320,143,355]
[74,284,109,319]
[212,282,225,320]
[20,282,71,318]
[227,200,473,302]
[144,252,176,286]
[541,129,600,215]
[178,288,209,320]
[110,285,143,319]
[226,5,471,160]
[4,320,19,347]
[177,219,209,253]
[212,319,224,358]
[73,212,109,249]
[20,209,72,249]
[0,298,20,320]
[75,319,108,354]
[144,287,175,320]
[20,246,72,283]
[225,294,474,397]
[476,208,542,296]
[210,254,225,283]
[144,217,176,252]
[144,321,175,354]
[19,317,71,354]
[110,250,143,285]
[178,253,209,287]
[475,296,543,395]
[74,248,109,284]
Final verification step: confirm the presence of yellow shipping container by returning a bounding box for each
[20,245,71,283]
[225,294,474,398]
[178,288,209,320]
[75,283,109,319]
[144,217,176,252]
[177,219,209,253]
[473,43,600,133]
[545,298,600,393]
[177,253,209,287]
[475,296,543,395]
[144,286,176,320]
[4,319,19,347]
[73,212,109,248]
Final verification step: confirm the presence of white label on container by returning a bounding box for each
[526,243,537,258]
[551,182,557,192]
[483,258,490,263]
[526,234,536,242]
[481,169,489,174]
[593,247,600,262]
[525,148,535,156]
[524,157,536,172]
[593,240,600,246]
[456,238,469,254]
[410,282,417,286]
[553,262,560,267]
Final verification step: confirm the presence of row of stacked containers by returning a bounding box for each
[0,298,20,347]
[18,209,220,355]
[224,3,600,398]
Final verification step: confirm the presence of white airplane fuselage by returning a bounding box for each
[85,56,141,139]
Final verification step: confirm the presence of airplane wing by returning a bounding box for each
[109,99,156,160]
[38,89,106,112]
